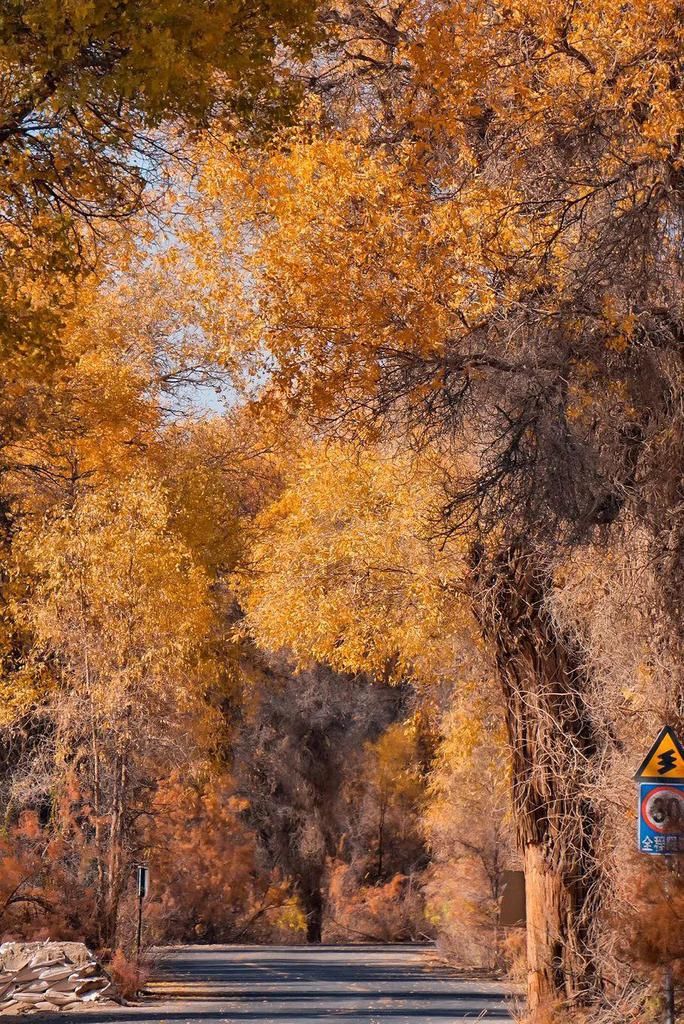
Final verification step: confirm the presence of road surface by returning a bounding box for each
[25,944,516,1023]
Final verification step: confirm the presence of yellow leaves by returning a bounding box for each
[0,672,51,728]
[367,723,425,806]
[605,334,629,354]
[234,441,474,684]
[14,473,213,717]
[191,129,511,411]
[0,0,320,387]
[272,898,308,935]
[601,295,637,353]
[186,2,683,428]
[1,0,318,122]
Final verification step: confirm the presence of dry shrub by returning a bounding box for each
[0,811,97,944]
[515,989,661,1024]
[515,1003,588,1024]
[144,772,295,945]
[108,949,152,1001]
[613,854,684,980]
[501,929,527,983]
[426,860,500,967]
[325,862,429,942]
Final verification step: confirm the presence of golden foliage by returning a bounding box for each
[189,0,683,461]
[234,441,473,682]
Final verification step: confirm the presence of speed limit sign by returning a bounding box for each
[639,783,684,854]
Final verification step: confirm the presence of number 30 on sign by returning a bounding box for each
[638,783,684,854]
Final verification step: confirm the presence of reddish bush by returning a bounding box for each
[143,772,296,945]
[325,862,429,943]
[109,949,152,1001]
[0,812,97,944]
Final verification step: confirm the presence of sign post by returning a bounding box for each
[635,726,684,1024]
[135,864,149,961]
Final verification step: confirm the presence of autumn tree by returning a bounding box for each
[0,235,273,948]
[12,474,214,948]
[0,0,323,746]
[357,722,427,884]
[232,650,410,942]
[192,0,684,1012]
[0,0,320,353]
[0,0,323,586]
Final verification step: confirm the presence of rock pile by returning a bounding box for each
[0,942,118,1015]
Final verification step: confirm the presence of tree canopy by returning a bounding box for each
[0,3,682,1021]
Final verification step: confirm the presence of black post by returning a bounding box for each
[135,864,149,962]
[136,892,144,961]
[664,963,675,1024]
[663,855,677,1024]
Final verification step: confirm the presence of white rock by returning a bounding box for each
[12,965,42,983]
[25,981,50,993]
[39,965,77,982]
[7,990,50,1003]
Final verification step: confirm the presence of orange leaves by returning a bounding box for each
[191,129,504,413]
[185,0,684,435]
[147,773,308,944]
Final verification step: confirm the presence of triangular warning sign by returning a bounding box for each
[634,726,684,781]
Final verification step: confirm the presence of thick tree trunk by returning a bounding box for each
[302,886,323,943]
[472,543,602,1017]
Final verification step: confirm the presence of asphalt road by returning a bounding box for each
[21,944,516,1023]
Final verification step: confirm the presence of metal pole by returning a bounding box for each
[664,963,675,1024]
[136,892,143,961]
[663,855,677,1024]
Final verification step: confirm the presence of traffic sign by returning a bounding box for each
[634,726,684,781]
[136,864,149,899]
[135,865,150,959]
[638,782,684,854]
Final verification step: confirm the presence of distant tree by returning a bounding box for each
[347,721,428,886]
[233,653,406,942]
[233,442,470,684]
[424,676,515,968]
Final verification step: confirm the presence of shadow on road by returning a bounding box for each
[10,1011,512,1023]
[3,945,515,1023]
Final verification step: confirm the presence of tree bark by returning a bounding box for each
[302,885,323,943]
[377,796,386,881]
[103,734,129,950]
[472,543,602,1017]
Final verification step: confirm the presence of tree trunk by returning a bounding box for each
[103,738,129,950]
[472,543,602,1017]
[87,681,105,947]
[377,797,386,881]
[303,886,323,943]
